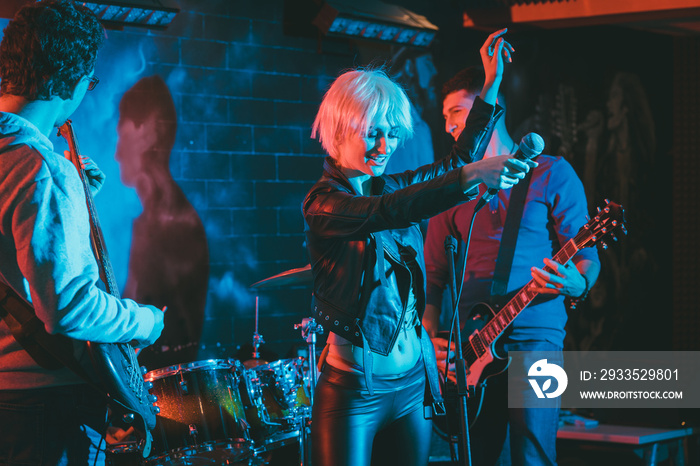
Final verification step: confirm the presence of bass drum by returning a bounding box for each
[240,357,311,452]
[143,359,253,465]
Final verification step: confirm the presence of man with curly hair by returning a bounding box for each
[0,1,164,464]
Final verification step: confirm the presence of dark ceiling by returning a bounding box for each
[396,0,700,37]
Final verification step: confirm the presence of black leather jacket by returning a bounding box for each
[303,97,502,355]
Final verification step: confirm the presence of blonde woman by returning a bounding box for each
[303,29,533,466]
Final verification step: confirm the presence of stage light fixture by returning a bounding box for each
[296,0,438,48]
[79,0,180,30]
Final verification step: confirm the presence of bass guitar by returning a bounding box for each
[436,200,626,434]
[58,121,157,458]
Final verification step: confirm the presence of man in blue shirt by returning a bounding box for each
[423,67,601,465]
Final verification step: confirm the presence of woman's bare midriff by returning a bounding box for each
[324,326,421,376]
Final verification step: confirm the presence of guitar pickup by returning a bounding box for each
[470,334,486,358]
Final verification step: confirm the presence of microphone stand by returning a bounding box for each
[444,235,472,466]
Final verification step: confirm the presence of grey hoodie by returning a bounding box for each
[0,112,159,389]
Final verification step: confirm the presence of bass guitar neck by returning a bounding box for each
[58,121,156,458]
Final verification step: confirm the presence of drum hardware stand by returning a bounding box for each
[250,296,265,364]
[297,418,310,466]
[294,317,323,466]
[294,317,323,405]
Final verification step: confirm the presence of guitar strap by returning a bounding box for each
[0,281,102,392]
[489,170,533,307]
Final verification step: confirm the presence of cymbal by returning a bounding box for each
[242,358,269,369]
[250,264,312,289]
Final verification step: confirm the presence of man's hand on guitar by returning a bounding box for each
[423,304,457,384]
[131,305,166,348]
[432,336,457,385]
[65,151,106,196]
[105,426,135,445]
[531,258,587,298]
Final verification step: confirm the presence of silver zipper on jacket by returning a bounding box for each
[376,231,416,349]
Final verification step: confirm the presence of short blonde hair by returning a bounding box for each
[312,68,413,159]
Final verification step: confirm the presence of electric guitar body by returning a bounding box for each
[435,303,511,434]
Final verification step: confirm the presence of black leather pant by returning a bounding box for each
[311,359,432,466]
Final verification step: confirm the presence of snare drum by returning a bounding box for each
[240,358,311,450]
[143,359,252,465]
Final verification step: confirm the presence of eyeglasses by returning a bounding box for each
[85,75,99,91]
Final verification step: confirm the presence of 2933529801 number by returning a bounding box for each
[599,368,679,381]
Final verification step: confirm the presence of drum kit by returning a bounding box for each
[106,265,319,466]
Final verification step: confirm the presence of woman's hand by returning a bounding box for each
[461,154,537,192]
[480,28,514,105]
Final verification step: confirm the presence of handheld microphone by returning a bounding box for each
[474,132,544,211]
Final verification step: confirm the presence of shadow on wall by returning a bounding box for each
[115,75,210,370]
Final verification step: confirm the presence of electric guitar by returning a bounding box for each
[58,121,157,458]
[436,200,626,434]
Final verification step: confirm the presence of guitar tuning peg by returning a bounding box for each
[603,206,610,213]
[611,220,618,226]
[601,242,608,250]
[601,227,607,234]
[621,225,628,235]
[604,198,610,204]
[612,234,618,242]
[596,206,601,213]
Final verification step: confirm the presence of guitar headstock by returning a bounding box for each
[576,199,627,250]
[56,120,74,140]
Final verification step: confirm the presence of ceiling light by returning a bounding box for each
[79,0,180,30]
[285,0,438,48]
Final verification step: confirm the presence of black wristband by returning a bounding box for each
[568,273,590,310]
[576,273,590,300]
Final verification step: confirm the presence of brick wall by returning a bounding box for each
[168,0,363,360]
[85,0,371,362]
